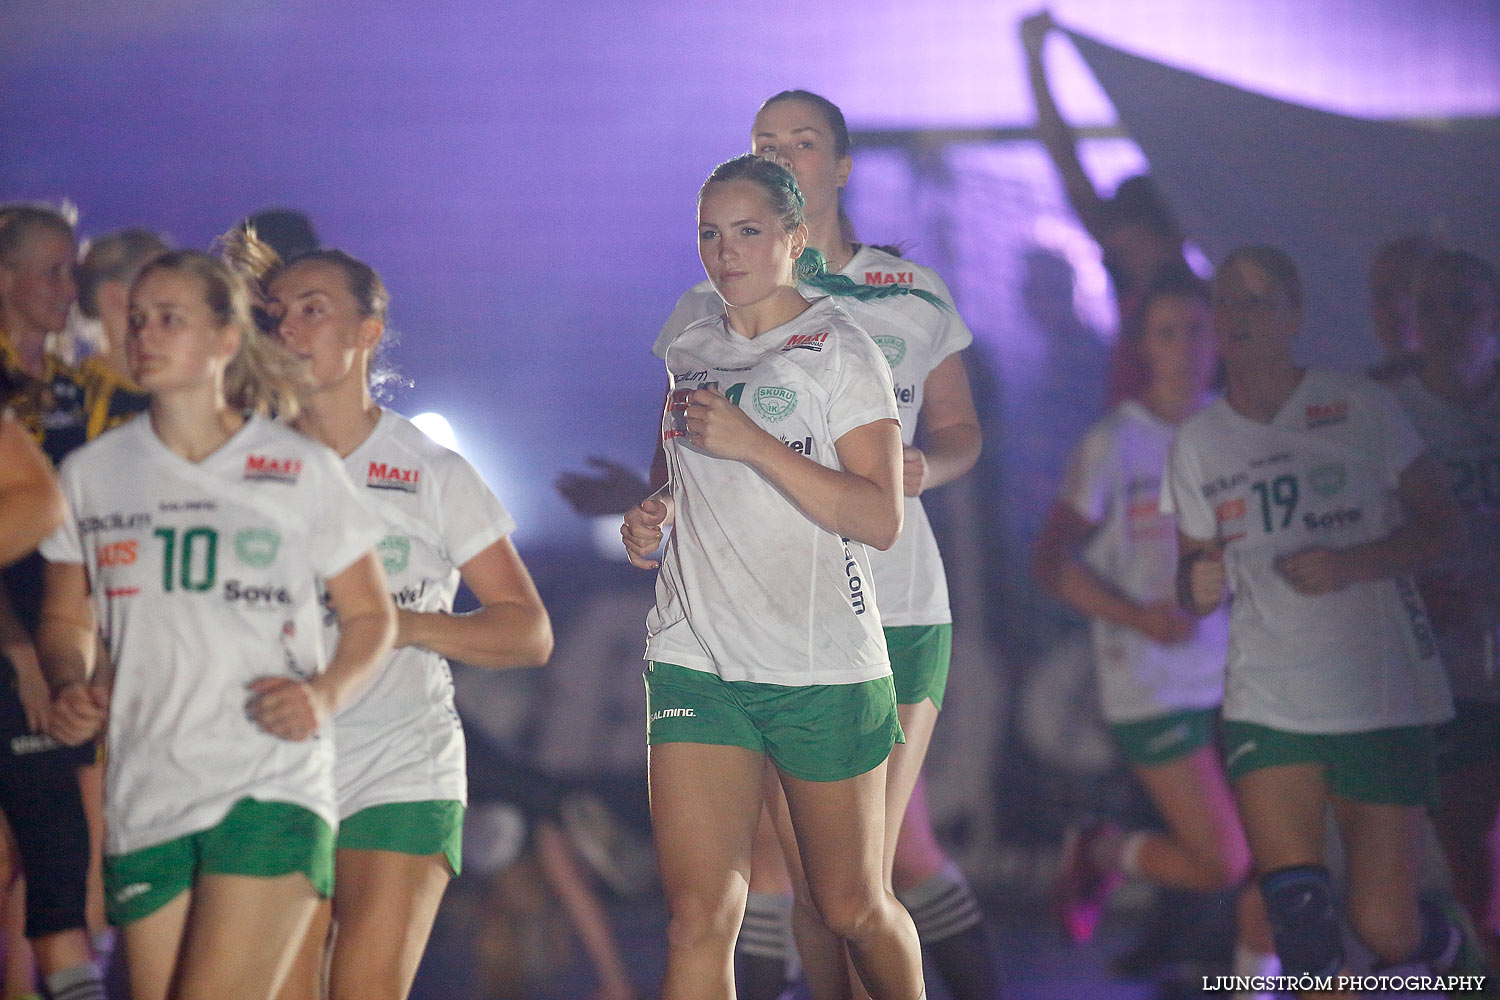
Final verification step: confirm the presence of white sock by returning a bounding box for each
[1118,831,1149,877]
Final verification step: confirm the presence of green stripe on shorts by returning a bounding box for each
[337,799,464,876]
[645,662,904,782]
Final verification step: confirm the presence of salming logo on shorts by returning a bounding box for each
[114,882,151,905]
[1144,722,1192,756]
[1226,739,1258,768]
[650,708,697,722]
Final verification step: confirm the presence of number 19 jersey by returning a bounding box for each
[1163,369,1451,733]
[40,416,384,856]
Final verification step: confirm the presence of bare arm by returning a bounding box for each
[1020,11,1108,239]
[0,417,64,567]
[396,537,553,669]
[248,552,396,741]
[905,352,982,496]
[684,387,903,549]
[622,483,674,570]
[1277,452,1463,595]
[1176,531,1228,617]
[37,560,109,745]
[1033,501,1195,643]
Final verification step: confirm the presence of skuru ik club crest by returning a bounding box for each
[1309,463,1347,497]
[378,534,411,575]
[234,528,280,568]
[753,386,798,423]
[873,335,906,369]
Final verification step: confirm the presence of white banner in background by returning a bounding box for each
[1066,28,1500,371]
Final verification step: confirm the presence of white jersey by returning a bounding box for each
[1389,374,1500,703]
[653,246,971,626]
[40,416,383,855]
[647,296,899,685]
[1060,400,1228,722]
[1163,369,1452,733]
[332,409,516,817]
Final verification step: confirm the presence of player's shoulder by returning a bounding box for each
[369,409,481,484]
[57,416,140,478]
[654,281,722,359]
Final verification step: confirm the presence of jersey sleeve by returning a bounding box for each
[827,326,900,442]
[652,284,719,360]
[37,456,84,565]
[304,448,386,579]
[914,265,974,362]
[433,451,517,568]
[1059,422,1114,524]
[1162,427,1215,541]
[1367,380,1426,487]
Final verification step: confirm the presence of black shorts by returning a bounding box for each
[0,744,90,938]
[0,656,91,939]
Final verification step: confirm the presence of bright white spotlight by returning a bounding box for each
[412,412,459,453]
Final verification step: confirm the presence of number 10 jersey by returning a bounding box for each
[41,415,383,856]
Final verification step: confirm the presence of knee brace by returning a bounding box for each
[1260,865,1343,978]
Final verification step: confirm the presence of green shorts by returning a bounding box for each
[1435,700,1500,774]
[1222,721,1438,808]
[887,624,952,709]
[338,800,464,877]
[1111,708,1218,767]
[644,661,904,783]
[104,798,334,926]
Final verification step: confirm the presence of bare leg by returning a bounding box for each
[2,877,33,1000]
[274,900,331,1000]
[780,761,923,1000]
[765,769,848,1000]
[120,890,191,1000]
[1233,764,1350,1000]
[172,872,320,1000]
[881,701,940,888]
[1332,798,1424,966]
[325,850,449,1000]
[76,762,108,943]
[1131,747,1252,890]
[650,743,765,1000]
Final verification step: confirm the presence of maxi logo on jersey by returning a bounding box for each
[1305,400,1349,429]
[367,462,420,493]
[865,271,913,286]
[243,454,303,484]
[782,332,829,353]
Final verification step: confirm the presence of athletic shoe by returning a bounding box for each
[1053,821,1125,943]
